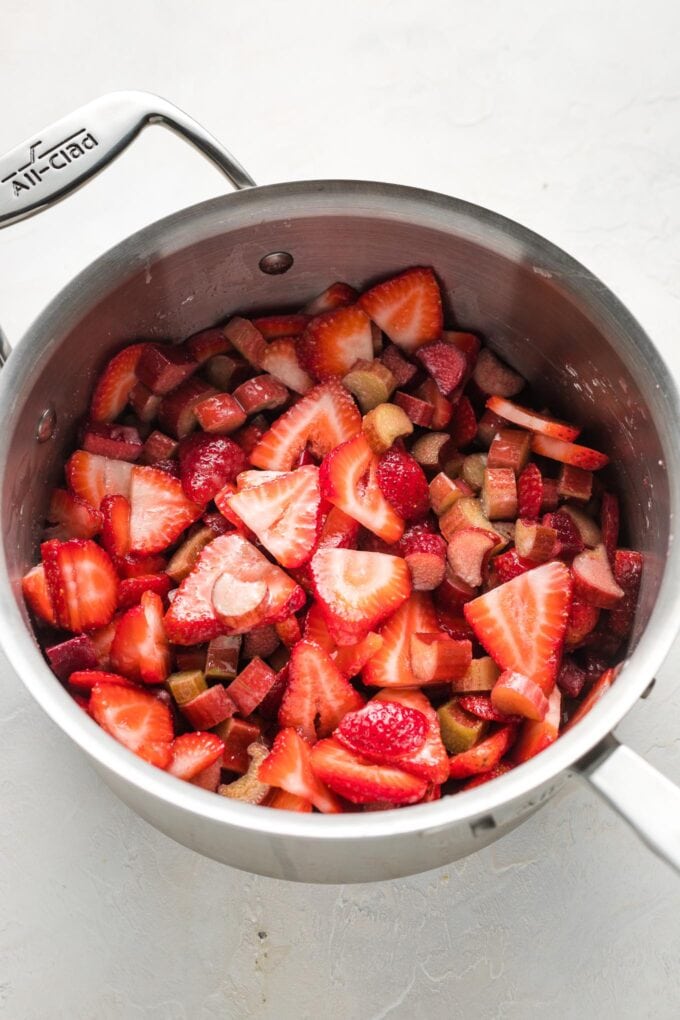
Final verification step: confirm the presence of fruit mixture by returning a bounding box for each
[21,267,642,811]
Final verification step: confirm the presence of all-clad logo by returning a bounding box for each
[1,127,99,197]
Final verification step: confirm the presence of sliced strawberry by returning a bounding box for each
[531,433,609,470]
[336,700,429,760]
[278,639,365,741]
[315,505,360,553]
[45,489,102,541]
[178,433,246,504]
[461,762,514,789]
[185,328,231,364]
[110,590,170,684]
[565,667,616,731]
[609,549,643,638]
[543,510,585,558]
[358,267,443,353]
[450,395,478,448]
[41,538,118,632]
[513,686,562,762]
[258,728,342,813]
[333,632,383,677]
[517,463,543,520]
[117,553,168,578]
[267,789,313,812]
[464,561,572,691]
[415,340,467,397]
[90,343,148,423]
[448,725,517,779]
[226,465,321,568]
[373,688,449,783]
[164,533,304,644]
[70,669,137,693]
[100,494,131,559]
[303,282,358,315]
[65,451,134,509]
[556,658,588,699]
[117,573,171,610]
[457,694,519,723]
[259,337,313,394]
[298,305,373,380]
[302,601,336,652]
[250,380,361,471]
[491,669,549,721]
[490,549,535,585]
[485,396,580,442]
[252,313,310,339]
[310,737,427,804]
[320,434,404,543]
[167,731,225,781]
[311,547,411,645]
[90,682,174,767]
[127,466,202,555]
[375,448,430,521]
[362,592,439,687]
[22,563,57,626]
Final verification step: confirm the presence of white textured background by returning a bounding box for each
[1,2,680,1017]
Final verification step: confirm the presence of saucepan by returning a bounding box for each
[0,91,679,883]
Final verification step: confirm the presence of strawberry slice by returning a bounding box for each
[252,314,310,339]
[259,337,313,394]
[311,548,411,645]
[333,632,383,677]
[167,732,225,781]
[127,466,202,555]
[517,463,543,520]
[41,538,118,632]
[564,667,616,731]
[302,601,336,652]
[609,549,643,638]
[362,592,439,687]
[450,395,478,448]
[358,267,443,353]
[278,640,365,742]
[267,790,313,812]
[69,669,137,690]
[303,282,358,315]
[110,590,171,684]
[320,434,404,543]
[448,725,517,779]
[89,343,148,423]
[164,533,304,644]
[117,572,171,610]
[485,396,580,442]
[464,561,572,692]
[45,489,102,541]
[250,379,360,471]
[310,737,428,805]
[531,434,609,470]
[258,728,342,813]
[462,762,514,789]
[298,306,373,380]
[65,451,134,509]
[336,700,429,760]
[514,685,562,761]
[22,563,57,626]
[100,494,131,560]
[373,688,449,783]
[90,682,174,768]
[376,448,430,521]
[226,465,321,568]
[178,433,247,504]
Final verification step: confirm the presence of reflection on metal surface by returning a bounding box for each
[259,251,294,275]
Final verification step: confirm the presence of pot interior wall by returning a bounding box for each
[2,203,671,655]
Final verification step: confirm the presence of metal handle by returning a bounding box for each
[0,90,256,363]
[579,735,680,875]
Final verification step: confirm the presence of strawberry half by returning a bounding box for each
[373,688,449,783]
[310,548,411,645]
[358,267,443,353]
[89,343,148,423]
[258,728,342,813]
[320,434,404,543]
[22,563,57,626]
[110,590,171,684]
[362,592,439,687]
[448,725,517,779]
[531,434,609,471]
[464,561,572,691]
[45,489,103,541]
[167,731,225,781]
[66,451,134,509]
[298,306,373,380]
[376,448,430,521]
[90,682,174,767]
[41,538,118,632]
[250,380,361,471]
[278,639,365,742]
[310,737,428,805]
[178,433,247,504]
[226,465,321,568]
[486,396,581,442]
[128,466,202,555]
[259,337,313,394]
[336,700,429,760]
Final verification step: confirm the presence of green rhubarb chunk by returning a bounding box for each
[167,670,207,706]
[437,699,488,754]
[205,634,242,681]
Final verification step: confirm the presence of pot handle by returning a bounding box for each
[578,735,680,874]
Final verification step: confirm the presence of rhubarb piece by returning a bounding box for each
[405,548,446,591]
[203,353,244,390]
[362,402,413,454]
[158,377,217,439]
[215,717,262,774]
[531,433,609,470]
[609,549,643,638]
[564,594,600,648]
[194,392,247,434]
[358,267,443,353]
[410,433,454,472]
[517,463,543,519]
[110,591,170,684]
[376,448,429,521]
[259,728,341,812]
[435,565,478,609]
[486,396,580,441]
[514,519,558,563]
[473,349,524,397]
[416,377,453,429]
[443,330,481,362]
[380,343,418,388]
[274,615,302,648]
[429,472,469,515]
[415,340,466,397]
[310,737,427,804]
[90,683,174,767]
[342,358,396,412]
[46,635,98,680]
[476,409,507,448]
[298,306,373,380]
[556,658,588,699]
[600,493,620,564]
[129,382,162,423]
[564,668,616,730]
[219,742,271,804]
[205,634,241,681]
[22,563,57,625]
[42,539,118,632]
[487,429,531,473]
[439,497,500,544]
[117,572,171,610]
[243,625,280,660]
[259,337,313,395]
[450,395,478,449]
[540,477,559,512]
[461,453,488,492]
[141,430,178,465]
[166,670,208,706]
[558,464,593,502]
[446,528,497,587]
[174,646,208,672]
[45,489,102,542]
[182,684,236,729]
[100,494,131,560]
[167,731,225,781]
[558,505,601,547]
[437,699,488,754]
[127,465,202,555]
[362,592,438,687]
[90,343,148,423]
[514,686,561,762]
[166,526,215,582]
[185,328,231,363]
[279,640,365,741]
[66,450,134,509]
[228,657,278,716]
[253,313,310,338]
[179,433,247,504]
[223,317,266,367]
[394,390,434,427]
[410,632,472,682]
[491,669,549,721]
[232,374,289,415]
[572,543,624,609]
[137,344,197,395]
[448,725,517,779]
[452,656,501,693]
[82,422,143,463]
[481,467,517,520]
[303,282,358,315]
[320,434,404,543]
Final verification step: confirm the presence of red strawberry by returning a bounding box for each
[303,282,358,315]
[450,396,478,448]
[90,343,148,423]
[258,728,342,813]
[128,466,202,555]
[416,377,454,430]
[336,700,429,760]
[490,549,535,585]
[167,732,225,781]
[517,463,543,520]
[250,380,361,471]
[457,694,519,723]
[164,533,304,644]
[485,396,580,442]
[259,337,313,394]
[315,506,360,552]
[564,594,600,648]
[448,725,517,779]
[41,539,118,632]
[362,592,439,687]
[117,573,171,610]
[45,489,102,541]
[600,493,620,564]
[185,328,231,363]
[543,511,585,558]
[320,434,404,543]
[90,682,174,767]
[462,762,514,789]
[65,451,134,509]
[278,640,365,742]
[358,267,443,353]
[415,341,467,397]
[226,465,321,567]
[609,549,643,638]
[298,306,373,380]
[69,670,138,690]
[310,738,428,804]
[333,631,383,677]
[178,433,247,504]
[564,667,616,731]
[464,561,572,691]
[373,688,449,783]
[22,563,57,626]
[303,602,336,651]
[117,554,168,578]
[267,790,313,812]
[376,448,429,521]
[514,686,562,761]
[531,434,609,470]
[311,548,411,645]
[110,590,170,684]
[252,314,310,339]
[100,494,131,559]
[556,658,588,699]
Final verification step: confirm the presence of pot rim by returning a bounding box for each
[1,178,679,842]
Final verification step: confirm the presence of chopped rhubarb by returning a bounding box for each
[487,429,531,473]
[481,467,518,520]
[437,699,488,754]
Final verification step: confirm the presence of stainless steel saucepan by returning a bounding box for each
[1,92,679,883]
